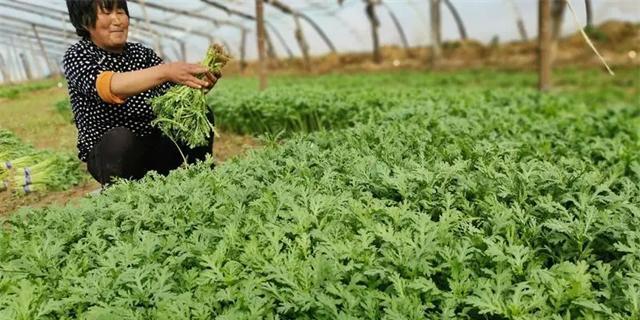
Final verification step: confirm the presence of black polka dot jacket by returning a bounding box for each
[62,39,171,162]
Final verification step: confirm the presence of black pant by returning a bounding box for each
[87,127,213,186]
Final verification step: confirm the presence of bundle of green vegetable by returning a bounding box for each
[150,44,230,149]
[6,154,53,193]
[11,154,82,193]
[1,129,35,190]
[0,128,85,194]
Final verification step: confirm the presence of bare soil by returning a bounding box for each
[225,20,639,75]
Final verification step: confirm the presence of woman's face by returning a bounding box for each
[88,5,129,53]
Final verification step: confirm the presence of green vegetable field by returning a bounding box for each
[1,70,639,319]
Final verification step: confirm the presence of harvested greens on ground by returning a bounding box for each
[10,154,83,193]
[0,128,84,194]
[150,44,230,149]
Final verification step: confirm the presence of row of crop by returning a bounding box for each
[0,79,61,100]
[1,88,638,318]
[207,73,532,136]
[53,98,74,123]
[208,87,517,137]
[209,86,415,136]
[208,71,639,139]
[0,128,85,194]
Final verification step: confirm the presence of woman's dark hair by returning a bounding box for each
[66,0,129,38]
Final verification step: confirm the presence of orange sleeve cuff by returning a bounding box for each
[96,71,125,104]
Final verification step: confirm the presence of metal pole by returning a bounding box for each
[256,0,267,90]
[62,13,69,44]
[539,0,552,91]
[0,39,65,56]
[0,52,11,83]
[9,37,26,81]
[240,28,247,72]
[136,0,165,59]
[263,0,336,53]
[166,44,179,61]
[365,0,381,64]
[429,0,442,66]
[19,52,33,80]
[382,2,410,52]
[26,37,44,78]
[506,0,528,41]
[443,0,467,40]
[32,24,57,76]
[584,0,593,28]
[293,14,310,71]
[179,40,187,61]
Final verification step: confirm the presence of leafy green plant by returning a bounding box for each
[151,44,230,149]
[0,74,637,318]
[53,98,73,124]
[208,69,639,138]
[0,79,59,100]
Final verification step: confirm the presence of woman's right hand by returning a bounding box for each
[162,62,215,89]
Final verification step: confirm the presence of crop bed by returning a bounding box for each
[1,71,638,319]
